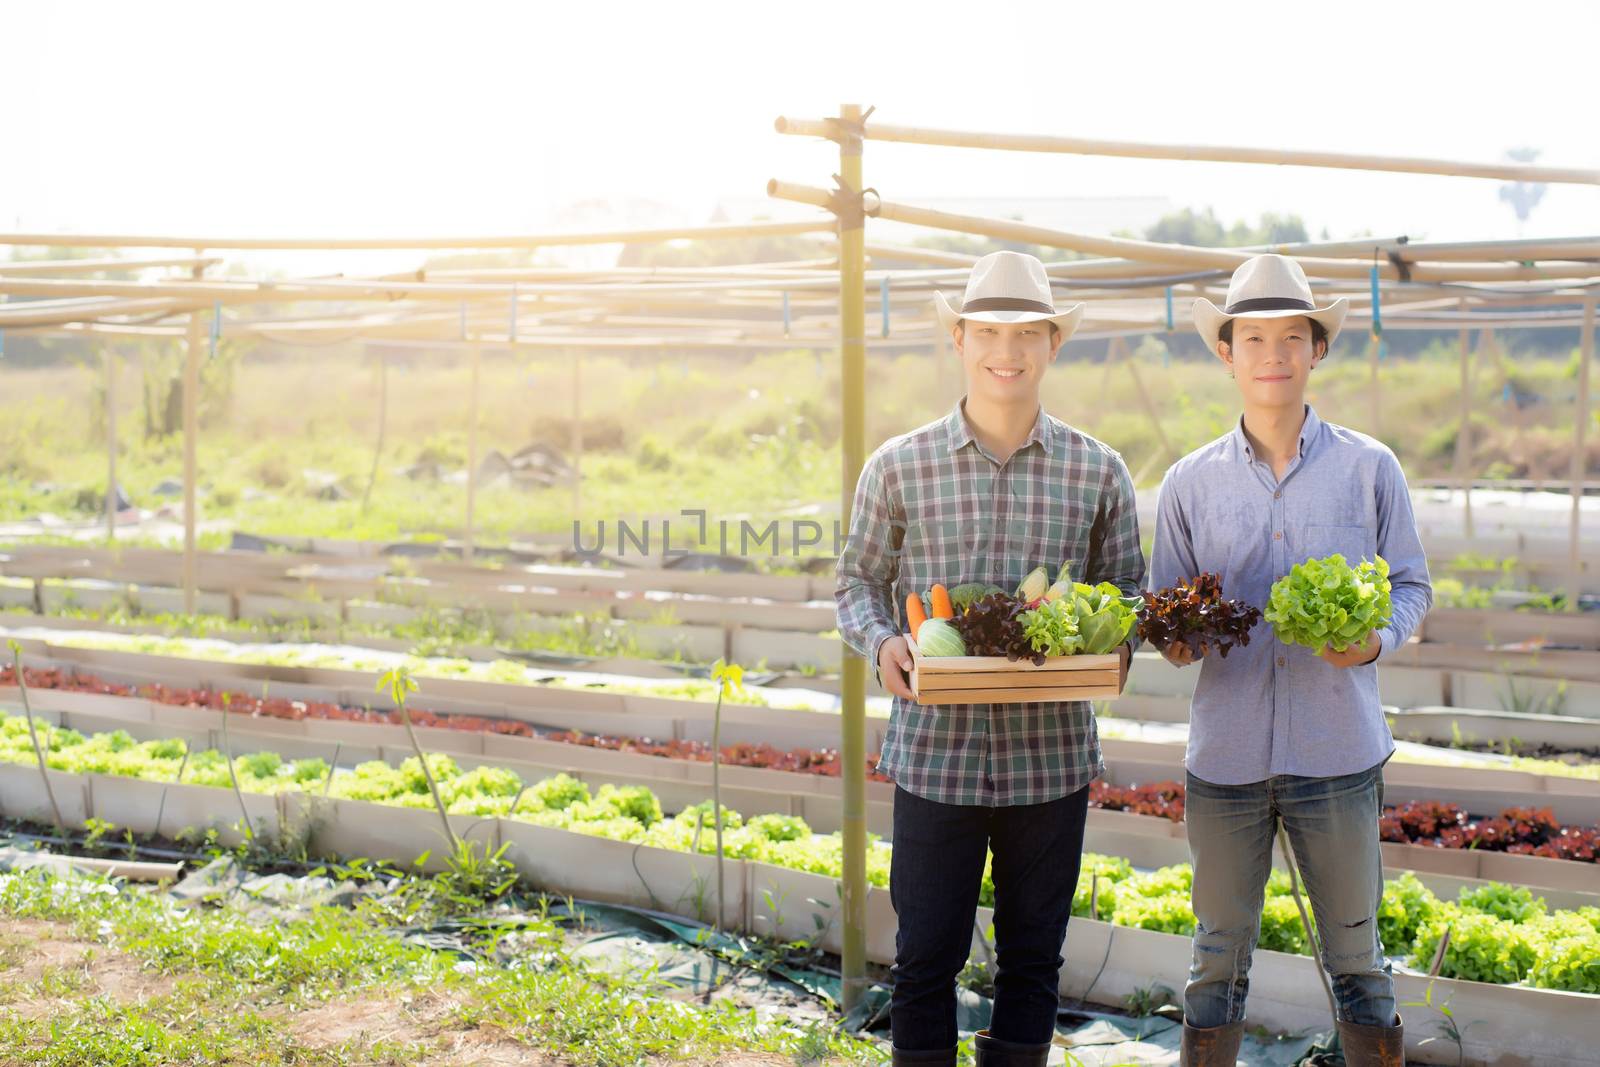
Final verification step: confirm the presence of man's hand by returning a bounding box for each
[1161,638,1201,668]
[1318,631,1382,668]
[877,635,917,699]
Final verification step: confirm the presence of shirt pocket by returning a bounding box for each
[1301,523,1376,565]
[1012,481,1092,583]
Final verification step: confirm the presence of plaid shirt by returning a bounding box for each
[836,400,1146,807]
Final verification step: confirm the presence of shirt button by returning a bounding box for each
[1273,531,1283,540]
[1273,491,1282,500]
[1277,656,1286,667]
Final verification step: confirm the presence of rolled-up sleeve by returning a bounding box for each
[835,451,904,669]
[1374,451,1433,660]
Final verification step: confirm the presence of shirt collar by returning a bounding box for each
[1231,405,1324,463]
[946,398,1054,457]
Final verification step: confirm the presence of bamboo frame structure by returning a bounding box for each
[772,116,1600,186]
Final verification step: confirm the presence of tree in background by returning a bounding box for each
[1141,207,1308,247]
[1498,147,1547,234]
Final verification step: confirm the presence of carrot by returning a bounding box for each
[930,584,955,619]
[906,593,929,640]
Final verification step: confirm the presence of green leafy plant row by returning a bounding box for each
[3,710,1597,993]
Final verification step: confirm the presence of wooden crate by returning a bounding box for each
[906,634,1123,704]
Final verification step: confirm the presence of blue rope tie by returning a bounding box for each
[209,299,221,357]
[1369,264,1383,344]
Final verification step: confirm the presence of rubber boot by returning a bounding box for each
[973,1028,1051,1067]
[1180,1020,1245,1067]
[890,1045,956,1067]
[1338,1014,1406,1067]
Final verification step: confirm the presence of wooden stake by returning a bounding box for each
[105,345,117,544]
[1455,306,1475,539]
[182,309,202,615]
[1118,336,1174,462]
[465,340,481,563]
[1569,300,1595,611]
[361,352,387,515]
[11,644,65,832]
[836,102,870,1014]
[572,348,584,523]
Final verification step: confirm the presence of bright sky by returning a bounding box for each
[6,0,1597,269]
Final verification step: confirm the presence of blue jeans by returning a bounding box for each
[1184,763,1395,1028]
[889,784,1090,1050]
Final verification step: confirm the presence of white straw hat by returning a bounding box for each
[1192,254,1348,353]
[935,250,1085,337]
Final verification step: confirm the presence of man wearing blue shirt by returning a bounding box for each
[1150,255,1431,1067]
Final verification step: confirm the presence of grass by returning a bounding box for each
[0,865,885,1066]
[2,343,1592,552]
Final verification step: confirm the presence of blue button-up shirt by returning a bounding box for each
[1149,406,1432,784]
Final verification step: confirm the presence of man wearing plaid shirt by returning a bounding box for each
[836,251,1145,1067]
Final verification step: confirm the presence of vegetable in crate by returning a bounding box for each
[1264,554,1392,653]
[929,584,955,619]
[1069,582,1144,655]
[1138,572,1262,658]
[1017,598,1083,658]
[1015,566,1051,603]
[950,592,1040,663]
[1017,581,1142,658]
[948,582,1001,614]
[905,594,929,641]
[913,618,967,658]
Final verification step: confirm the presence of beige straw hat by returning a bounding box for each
[935,250,1085,337]
[1192,254,1348,353]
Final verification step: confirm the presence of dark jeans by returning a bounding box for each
[889,783,1090,1051]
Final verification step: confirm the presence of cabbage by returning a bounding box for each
[915,618,966,658]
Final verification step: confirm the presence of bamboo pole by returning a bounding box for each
[836,103,870,1015]
[105,345,117,544]
[773,116,1600,186]
[362,352,387,515]
[182,309,202,615]
[1570,300,1595,611]
[1455,306,1475,540]
[0,217,837,252]
[465,340,481,563]
[572,348,583,524]
[0,254,223,275]
[1117,336,1174,462]
[766,181,1600,285]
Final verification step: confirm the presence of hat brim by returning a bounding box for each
[935,291,1085,340]
[1191,297,1348,355]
